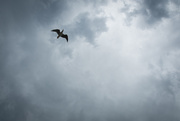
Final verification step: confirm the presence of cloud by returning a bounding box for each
[64,12,108,43]
[0,0,110,121]
[142,0,169,22]
[120,0,180,26]
[1,0,180,121]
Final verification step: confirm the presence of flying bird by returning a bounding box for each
[51,29,68,42]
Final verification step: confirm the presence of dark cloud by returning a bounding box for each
[0,0,67,120]
[142,0,169,23]
[0,0,109,120]
[1,0,180,121]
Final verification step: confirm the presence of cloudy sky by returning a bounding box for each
[1,0,180,121]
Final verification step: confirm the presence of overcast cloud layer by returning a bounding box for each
[1,0,180,121]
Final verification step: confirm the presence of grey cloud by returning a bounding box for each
[140,75,179,120]
[1,0,180,121]
[0,0,67,31]
[142,0,169,23]
[64,12,108,43]
[82,0,109,6]
[0,0,68,120]
[0,0,108,120]
[120,0,179,25]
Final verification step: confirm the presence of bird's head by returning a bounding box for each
[61,29,64,34]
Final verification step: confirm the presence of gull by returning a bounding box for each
[51,29,68,42]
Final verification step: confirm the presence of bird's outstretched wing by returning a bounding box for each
[51,29,60,35]
[61,34,68,42]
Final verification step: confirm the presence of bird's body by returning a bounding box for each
[51,29,68,42]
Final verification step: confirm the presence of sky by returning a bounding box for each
[1,0,180,121]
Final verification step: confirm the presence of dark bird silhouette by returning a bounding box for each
[51,29,68,42]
